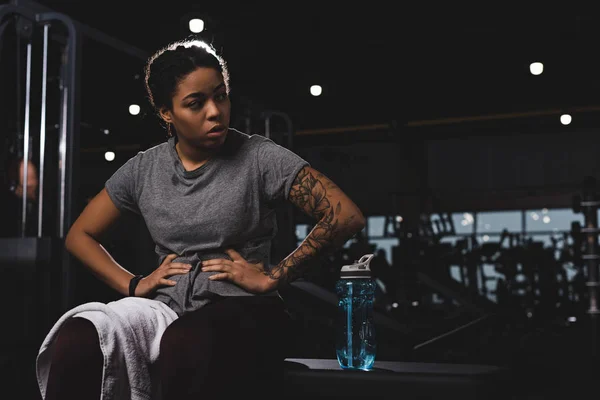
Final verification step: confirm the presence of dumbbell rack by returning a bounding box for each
[572,176,600,360]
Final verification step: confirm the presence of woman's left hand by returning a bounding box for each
[200,248,277,293]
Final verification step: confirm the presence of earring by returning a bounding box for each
[167,123,172,137]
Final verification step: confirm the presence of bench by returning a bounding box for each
[283,358,511,399]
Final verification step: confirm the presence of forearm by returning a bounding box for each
[65,229,135,296]
[268,203,365,285]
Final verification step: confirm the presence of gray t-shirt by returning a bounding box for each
[105,128,309,315]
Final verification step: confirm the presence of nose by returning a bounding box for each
[205,98,221,120]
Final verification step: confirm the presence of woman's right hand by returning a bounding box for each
[135,253,192,297]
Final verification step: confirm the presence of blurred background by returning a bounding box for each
[2,1,600,398]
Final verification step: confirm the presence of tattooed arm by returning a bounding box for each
[201,166,365,292]
[267,166,366,286]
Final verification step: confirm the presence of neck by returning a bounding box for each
[175,138,213,170]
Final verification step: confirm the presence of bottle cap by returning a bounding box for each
[340,254,374,278]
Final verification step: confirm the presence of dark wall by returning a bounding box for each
[427,130,598,195]
[293,127,599,222]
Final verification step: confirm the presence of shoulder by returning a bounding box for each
[221,127,269,155]
[232,128,293,154]
[138,140,170,158]
[126,141,170,166]
[221,128,304,163]
[226,127,265,145]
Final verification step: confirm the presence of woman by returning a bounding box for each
[37,37,365,400]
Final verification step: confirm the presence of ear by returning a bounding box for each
[159,108,173,124]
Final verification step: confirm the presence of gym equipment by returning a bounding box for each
[572,176,600,360]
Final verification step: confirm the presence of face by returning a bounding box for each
[160,67,231,149]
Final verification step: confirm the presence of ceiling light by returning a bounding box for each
[560,114,572,125]
[129,104,140,115]
[310,85,322,96]
[529,62,544,76]
[189,18,205,33]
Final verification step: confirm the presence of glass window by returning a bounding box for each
[476,210,522,234]
[525,208,583,233]
[452,212,475,235]
[477,234,501,245]
[367,216,386,237]
[295,224,309,244]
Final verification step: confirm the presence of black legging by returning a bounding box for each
[44,295,292,400]
[44,317,103,400]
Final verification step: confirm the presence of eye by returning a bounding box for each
[215,92,228,102]
[187,100,203,109]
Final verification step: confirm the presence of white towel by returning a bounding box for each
[36,297,179,400]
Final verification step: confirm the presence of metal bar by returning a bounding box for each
[0,4,36,24]
[21,40,32,236]
[37,12,78,239]
[413,314,490,350]
[245,116,251,133]
[57,76,68,238]
[580,227,600,234]
[37,11,80,313]
[583,191,599,315]
[1,2,48,239]
[406,105,600,127]
[12,0,148,60]
[581,201,600,206]
[264,114,270,139]
[0,18,11,54]
[579,178,600,361]
[296,123,389,136]
[38,22,48,237]
[262,110,293,149]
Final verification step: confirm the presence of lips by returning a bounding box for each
[208,125,226,134]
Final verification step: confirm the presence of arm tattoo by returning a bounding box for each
[267,167,355,284]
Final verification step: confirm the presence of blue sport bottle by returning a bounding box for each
[335,254,377,370]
